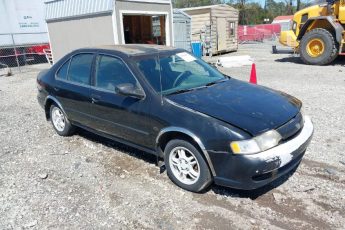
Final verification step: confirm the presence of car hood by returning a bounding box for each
[166,78,301,136]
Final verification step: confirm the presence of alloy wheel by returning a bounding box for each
[169,146,200,185]
[51,107,65,132]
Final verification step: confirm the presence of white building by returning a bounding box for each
[45,0,174,62]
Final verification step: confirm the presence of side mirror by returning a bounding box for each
[115,83,145,99]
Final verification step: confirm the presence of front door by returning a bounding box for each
[88,54,152,148]
[217,17,227,51]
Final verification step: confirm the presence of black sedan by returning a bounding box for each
[37,45,314,192]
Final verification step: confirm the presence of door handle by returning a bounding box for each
[91,98,99,103]
[91,94,101,103]
[53,87,60,92]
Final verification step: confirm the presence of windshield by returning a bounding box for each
[135,52,226,95]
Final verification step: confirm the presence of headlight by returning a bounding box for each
[299,106,304,117]
[292,22,296,30]
[292,21,297,31]
[299,106,305,125]
[230,130,282,155]
[37,81,43,91]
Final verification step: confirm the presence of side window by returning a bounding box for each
[95,55,137,91]
[68,54,94,85]
[228,21,235,37]
[301,14,308,24]
[56,60,69,80]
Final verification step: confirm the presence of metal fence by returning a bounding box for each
[238,24,281,44]
[0,33,50,75]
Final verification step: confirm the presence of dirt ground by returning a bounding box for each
[1,42,345,229]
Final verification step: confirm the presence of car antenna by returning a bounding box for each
[158,53,164,105]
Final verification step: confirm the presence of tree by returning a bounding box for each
[266,0,289,20]
[297,0,301,11]
[172,0,224,8]
[231,0,309,25]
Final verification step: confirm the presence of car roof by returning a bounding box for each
[75,44,183,57]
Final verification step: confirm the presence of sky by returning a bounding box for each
[253,0,266,7]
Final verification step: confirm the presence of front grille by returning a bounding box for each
[277,112,304,141]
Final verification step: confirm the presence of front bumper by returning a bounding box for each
[211,116,314,190]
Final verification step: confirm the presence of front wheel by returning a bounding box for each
[299,28,338,65]
[164,139,212,192]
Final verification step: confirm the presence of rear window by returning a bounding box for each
[68,54,94,85]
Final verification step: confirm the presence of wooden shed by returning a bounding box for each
[181,4,239,56]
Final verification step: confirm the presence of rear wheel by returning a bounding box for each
[50,104,75,136]
[300,28,338,65]
[164,139,212,192]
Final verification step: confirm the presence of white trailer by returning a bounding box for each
[0,0,48,47]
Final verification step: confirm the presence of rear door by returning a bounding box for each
[54,53,94,126]
[88,54,152,148]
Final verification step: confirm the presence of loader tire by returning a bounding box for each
[300,28,338,65]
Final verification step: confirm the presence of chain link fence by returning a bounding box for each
[0,33,51,76]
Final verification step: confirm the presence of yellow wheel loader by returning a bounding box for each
[280,0,345,65]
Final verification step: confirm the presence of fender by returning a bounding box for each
[297,16,344,43]
[156,127,217,176]
[44,95,68,119]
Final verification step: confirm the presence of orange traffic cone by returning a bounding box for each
[249,63,257,84]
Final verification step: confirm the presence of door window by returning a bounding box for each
[95,55,137,91]
[68,53,94,85]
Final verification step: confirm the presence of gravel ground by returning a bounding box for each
[1,42,345,229]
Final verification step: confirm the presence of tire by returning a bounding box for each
[164,139,212,192]
[300,28,338,65]
[50,104,75,136]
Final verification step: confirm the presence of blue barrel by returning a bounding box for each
[191,41,202,58]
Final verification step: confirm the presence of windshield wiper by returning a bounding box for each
[166,78,228,95]
[205,78,228,87]
[166,85,207,95]
[165,88,196,95]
